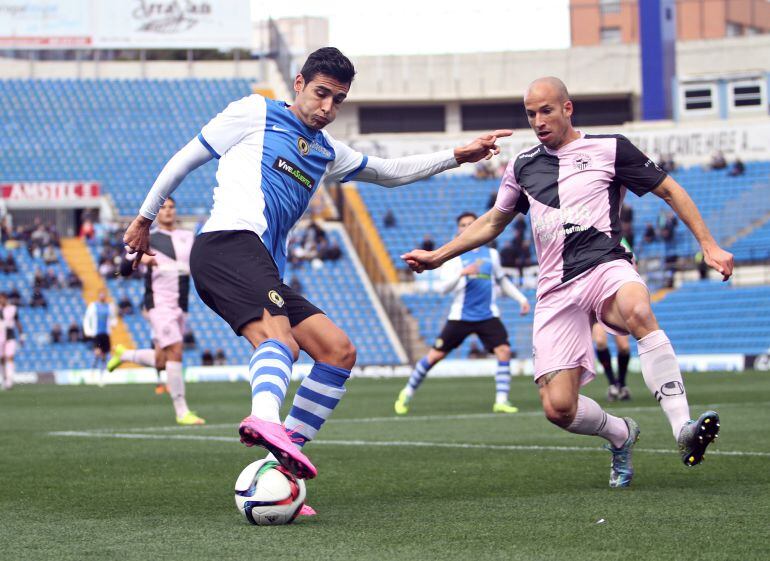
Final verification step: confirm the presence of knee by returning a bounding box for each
[624,301,656,333]
[495,346,511,362]
[328,338,357,370]
[543,400,577,428]
[617,340,630,354]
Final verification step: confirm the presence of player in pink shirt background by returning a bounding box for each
[403,76,734,488]
[108,197,204,426]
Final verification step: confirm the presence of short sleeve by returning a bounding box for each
[495,160,530,215]
[614,135,667,196]
[322,132,367,183]
[198,95,260,159]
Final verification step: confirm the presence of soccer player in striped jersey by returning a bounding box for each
[108,197,204,425]
[403,77,734,487]
[123,47,511,488]
[0,293,22,390]
[395,212,530,415]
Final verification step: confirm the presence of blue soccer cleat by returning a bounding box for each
[605,417,640,488]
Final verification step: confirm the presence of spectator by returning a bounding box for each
[42,244,58,265]
[30,288,47,308]
[214,349,227,366]
[728,158,745,177]
[118,295,134,316]
[709,150,727,170]
[420,234,435,252]
[289,275,304,295]
[45,268,61,289]
[50,324,63,344]
[383,208,397,228]
[183,326,196,350]
[3,254,17,274]
[658,154,676,173]
[8,287,21,306]
[67,272,83,289]
[79,219,95,240]
[98,257,115,278]
[33,268,48,289]
[67,322,81,342]
[643,223,656,244]
[658,211,678,243]
[474,160,493,179]
[201,349,214,366]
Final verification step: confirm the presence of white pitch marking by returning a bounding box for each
[48,431,770,458]
[84,400,770,433]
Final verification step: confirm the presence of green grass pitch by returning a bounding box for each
[1,371,768,561]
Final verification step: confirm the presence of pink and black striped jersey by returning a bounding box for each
[495,132,666,299]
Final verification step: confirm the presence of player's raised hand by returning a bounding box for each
[461,263,480,276]
[519,301,531,315]
[703,243,734,281]
[401,249,441,273]
[123,215,156,269]
[454,129,513,164]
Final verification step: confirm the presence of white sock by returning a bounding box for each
[566,395,629,448]
[165,361,190,418]
[495,361,511,404]
[638,330,691,439]
[121,349,156,367]
[249,340,293,423]
[3,360,14,390]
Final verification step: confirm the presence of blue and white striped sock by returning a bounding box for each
[495,361,511,404]
[249,339,293,423]
[284,362,350,447]
[404,356,433,397]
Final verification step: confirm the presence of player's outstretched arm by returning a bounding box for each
[354,130,512,188]
[402,208,516,273]
[124,138,212,266]
[652,176,734,281]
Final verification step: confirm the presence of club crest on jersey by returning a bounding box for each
[297,137,310,156]
[434,338,444,349]
[572,153,592,170]
[268,290,285,308]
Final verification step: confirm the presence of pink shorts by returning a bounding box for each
[532,260,646,386]
[2,339,15,358]
[147,307,185,349]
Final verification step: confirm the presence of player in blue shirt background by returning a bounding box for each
[395,212,531,415]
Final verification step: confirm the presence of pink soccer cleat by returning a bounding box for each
[299,504,317,517]
[238,415,318,480]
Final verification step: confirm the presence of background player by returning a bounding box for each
[395,211,530,415]
[108,197,204,425]
[0,293,22,390]
[82,290,116,374]
[403,76,734,488]
[122,47,512,482]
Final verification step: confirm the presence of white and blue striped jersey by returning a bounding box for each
[197,94,368,278]
[440,246,509,322]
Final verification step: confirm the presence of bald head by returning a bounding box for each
[523,76,579,150]
[525,77,570,104]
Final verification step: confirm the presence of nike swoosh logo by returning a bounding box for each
[272,125,290,133]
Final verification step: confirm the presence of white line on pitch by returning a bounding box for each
[83,400,770,433]
[47,431,770,458]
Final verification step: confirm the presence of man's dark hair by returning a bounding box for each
[300,47,356,86]
[456,211,478,224]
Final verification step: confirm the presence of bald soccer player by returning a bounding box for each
[403,77,733,488]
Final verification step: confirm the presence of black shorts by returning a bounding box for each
[433,318,509,354]
[94,333,111,354]
[190,230,324,335]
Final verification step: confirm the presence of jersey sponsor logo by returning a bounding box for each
[572,153,592,170]
[644,158,664,173]
[532,204,591,242]
[268,290,285,308]
[309,140,331,158]
[518,147,541,159]
[272,157,315,191]
[297,137,310,156]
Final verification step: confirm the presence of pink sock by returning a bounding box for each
[165,361,189,418]
[566,395,629,448]
[122,349,156,367]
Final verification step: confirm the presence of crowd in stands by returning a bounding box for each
[287,220,342,267]
[201,348,227,366]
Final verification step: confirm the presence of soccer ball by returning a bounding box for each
[234,459,306,525]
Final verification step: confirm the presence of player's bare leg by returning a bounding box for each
[492,344,518,413]
[601,282,719,466]
[538,367,639,487]
[396,347,447,414]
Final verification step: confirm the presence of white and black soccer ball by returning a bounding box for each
[234,459,306,525]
